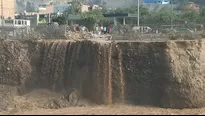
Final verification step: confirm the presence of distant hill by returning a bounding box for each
[16,0,71,13]
[143,4,178,12]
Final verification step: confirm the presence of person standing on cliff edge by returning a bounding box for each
[101,25,104,34]
[103,26,107,34]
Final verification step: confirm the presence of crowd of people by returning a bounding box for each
[95,25,112,35]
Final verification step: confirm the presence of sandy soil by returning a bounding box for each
[8,105,205,115]
[1,40,205,115]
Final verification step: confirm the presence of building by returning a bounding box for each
[91,4,102,10]
[87,0,101,4]
[0,19,30,27]
[103,0,143,9]
[16,13,55,26]
[155,0,170,4]
[144,0,170,4]
[0,0,15,19]
[81,4,90,12]
[54,4,71,14]
[38,4,54,14]
[16,0,72,13]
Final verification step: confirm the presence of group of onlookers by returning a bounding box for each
[95,25,112,35]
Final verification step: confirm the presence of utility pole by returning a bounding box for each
[171,0,173,29]
[48,13,51,23]
[1,0,3,38]
[137,0,140,27]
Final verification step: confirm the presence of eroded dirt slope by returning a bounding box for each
[0,40,205,114]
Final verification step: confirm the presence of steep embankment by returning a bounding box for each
[0,40,205,111]
[163,41,205,108]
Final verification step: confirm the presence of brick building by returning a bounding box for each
[0,0,15,19]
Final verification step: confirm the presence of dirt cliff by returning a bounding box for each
[162,40,205,108]
[0,39,204,111]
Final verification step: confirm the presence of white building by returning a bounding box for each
[103,0,143,9]
[154,0,170,4]
[0,19,30,28]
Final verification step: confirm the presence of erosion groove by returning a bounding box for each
[0,40,204,111]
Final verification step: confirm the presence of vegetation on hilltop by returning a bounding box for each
[52,0,205,31]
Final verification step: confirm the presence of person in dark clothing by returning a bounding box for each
[106,26,109,33]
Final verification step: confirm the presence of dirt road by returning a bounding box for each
[11,105,205,115]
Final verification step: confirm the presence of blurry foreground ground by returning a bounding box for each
[12,105,205,115]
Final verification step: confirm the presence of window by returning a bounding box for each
[18,20,21,25]
[42,5,46,8]
[5,20,13,24]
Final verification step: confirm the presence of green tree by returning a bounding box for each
[26,1,35,12]
[69,0,83,14]
[52,0,82,25]
[52,16,66,25]
[181,11,199,22]
[200,7,205,16]
[196,7,205,25]
[81,9,106,30]
[52,0,205,30]
[104,5,149,25]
